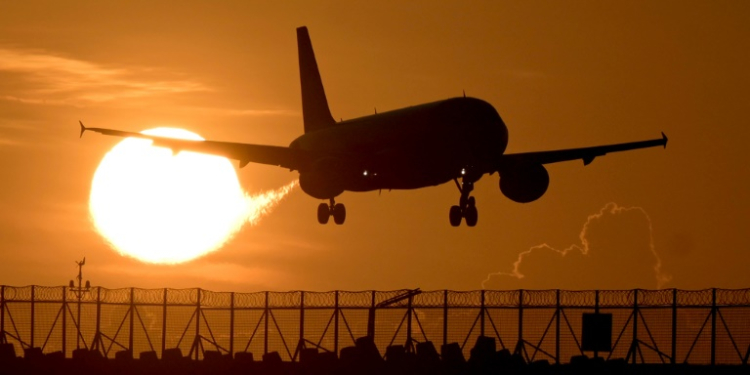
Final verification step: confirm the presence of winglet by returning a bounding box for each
[661,132,668,149]
[79,121,87,138]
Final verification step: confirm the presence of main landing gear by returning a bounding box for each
[318,198,346,225]
[449,179,478,227]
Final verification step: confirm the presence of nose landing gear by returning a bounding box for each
[318,198,346,225]
[449,179,478,227]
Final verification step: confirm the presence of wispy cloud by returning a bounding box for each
[0,48,208,106]
[482,202,671,290]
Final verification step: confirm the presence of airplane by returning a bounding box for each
[81,26,667,227]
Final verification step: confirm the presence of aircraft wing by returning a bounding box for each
[80,122,311,171]
[500,132,667,167]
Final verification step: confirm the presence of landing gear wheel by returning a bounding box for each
[332,203,346,225]
[449,206,462,227]
[451,177,479,227]
[317,203,330,224]
[464,206,478,227]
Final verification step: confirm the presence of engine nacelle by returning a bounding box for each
[299,158,346,199]
[499,163,550,203]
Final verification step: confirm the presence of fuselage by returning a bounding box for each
[290,97,508,197]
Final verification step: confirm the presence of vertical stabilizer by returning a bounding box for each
[297,26,335,133]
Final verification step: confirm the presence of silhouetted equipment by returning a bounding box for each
[68,258,92,352]
[441,342,465,364]
[367,288,421,338]
[298,347,318,364]
[416,341,440,367]
[356,335,384,363]
[115,350,133,361]
[23,347,43,360]
[162,348,184,362]
[582,313,613,352]
[81,26,668,226]
[385,345,405,363]
[234,352,254,362]
[470,336,496,362]
[0,343,15,360]
[262,351,283,365]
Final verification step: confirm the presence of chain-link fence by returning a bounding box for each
[1,286,749,365]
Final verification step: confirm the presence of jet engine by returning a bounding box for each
[299,157,347,199]
[499,162,550,203]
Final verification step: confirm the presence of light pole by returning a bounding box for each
[69,258,90,350]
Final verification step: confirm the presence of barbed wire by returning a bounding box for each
[2,286,749,308]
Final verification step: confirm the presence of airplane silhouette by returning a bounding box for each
[81,26,667,227]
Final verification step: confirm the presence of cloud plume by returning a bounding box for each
[483,202,671,290]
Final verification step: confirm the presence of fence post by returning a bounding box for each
[297,291,304,361]
[162,288,167,357]
[129,287,134,354]
[95,287,101,355]
[631,289,638,364]
[407,292,413,351]
[671,288,677,365]
[230,292,235,356]
[594,290,600,359]
[334,291,339,355]
[480,290,485,337]
[62,287,66,356]
[0,286,4,344]
[30,285,35,349]
[264,291,269,355]
[196,288,202,360]
[516,289,523,355]
[555,289,560,365]
[711,288,716,366]
[443,290,448,348]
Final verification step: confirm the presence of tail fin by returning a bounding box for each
[297,26,335,133]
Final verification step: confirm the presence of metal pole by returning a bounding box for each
[334,291,339,355]
[76,285,81,350]
[230,292,235,356]
[31,285,35,349]
[298,291,304,361]
[516,289,523,355]
[480,290,485,337]
[555,289,560,365]
[711,288,717,366]
[671,288,677,365]
[196,288,201,360]
[443,290,448,348]
[264,291,269,355]
[406,293,413,351]
[632,289,638,364]
[162,288,167,357]
[129,287,134,354]
[0,286,4,344]
[95,287,101,354]
[594,290,600,359]
[62,287,67,356]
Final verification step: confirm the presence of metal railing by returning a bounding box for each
[1,286,749,365]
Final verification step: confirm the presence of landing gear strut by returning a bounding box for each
[449,179,478,227]
[318,198,346,225]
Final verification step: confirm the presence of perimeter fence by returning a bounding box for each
[1,287,749,365]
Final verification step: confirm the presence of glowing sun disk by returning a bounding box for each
[90,128,249,264]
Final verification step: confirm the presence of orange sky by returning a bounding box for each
[0,1,748,292]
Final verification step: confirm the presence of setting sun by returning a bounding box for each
[88,128,296,264]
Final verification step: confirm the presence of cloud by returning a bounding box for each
[483,202,671,290]
[0,47,208,106]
